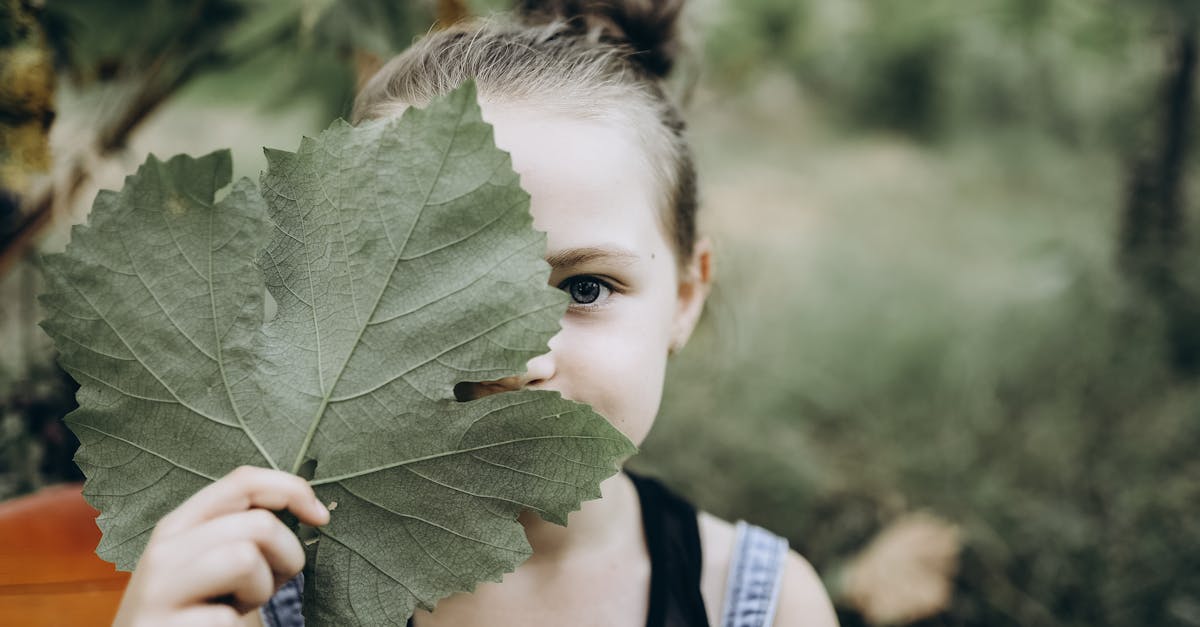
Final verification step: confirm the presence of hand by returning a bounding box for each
[111,466,331,627]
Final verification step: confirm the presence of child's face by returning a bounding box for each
[465,102,710,447]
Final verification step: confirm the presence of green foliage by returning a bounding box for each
[632,106,1200,625]
[44,0,244,81]
[306,0,432,56]
[42,0,430,78]
[40,0,437,123]
[703,0,809,80]
[0,366,80,500]
[38,83,634,624]
[703,0,1165,143]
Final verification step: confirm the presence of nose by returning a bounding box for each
[452,350,556,401]
[518,352,555,388]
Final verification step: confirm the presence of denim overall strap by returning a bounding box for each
[261,573,417,627]
[261,573,305,627]
[719,521,789,627]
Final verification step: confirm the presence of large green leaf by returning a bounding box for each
[39,82,636,624]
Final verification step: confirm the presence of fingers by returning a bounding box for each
[175,509,306,589]
[114,467,327,626]
[176,540,276,615]
[156,466,329,537]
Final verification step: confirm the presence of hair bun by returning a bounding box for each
[516,0,685,79]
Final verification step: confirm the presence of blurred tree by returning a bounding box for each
[702,0,1165,145]
[1118,1,1200,374]
[0,0,439,278]
[0,0,55,278]
[0,0,441,496]
[0,364,80,500]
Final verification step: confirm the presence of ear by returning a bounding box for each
[672,236,713,353]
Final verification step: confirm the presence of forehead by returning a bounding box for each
[480,102,669,255]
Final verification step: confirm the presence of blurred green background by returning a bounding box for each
[2,1,1199,626]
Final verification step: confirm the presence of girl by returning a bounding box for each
[111,2,840,626]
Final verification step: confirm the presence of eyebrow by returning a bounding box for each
[545,246,640,269]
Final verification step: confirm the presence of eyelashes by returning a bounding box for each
[557,275,614,309]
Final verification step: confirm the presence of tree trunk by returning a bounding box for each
[1119,17,1199,374]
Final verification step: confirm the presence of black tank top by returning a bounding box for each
[628,470,712,627]
[266,472,712,627]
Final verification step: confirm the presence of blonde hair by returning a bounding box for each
[351,1,698,260]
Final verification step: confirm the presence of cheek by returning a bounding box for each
[551,314,670,447]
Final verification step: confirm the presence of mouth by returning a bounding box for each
[452,380,515,402]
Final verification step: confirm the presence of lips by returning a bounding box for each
[453,380,518,402]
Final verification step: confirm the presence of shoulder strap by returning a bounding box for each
[261,573,305,627]
[719,521,789,627]
[627,470,710,627]
[262,573,417,627]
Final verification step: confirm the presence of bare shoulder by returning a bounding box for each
[697,512,839,627]
[774,549,840,627]
[697,511,737,625]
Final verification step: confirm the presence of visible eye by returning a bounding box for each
[557,275,612,306]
